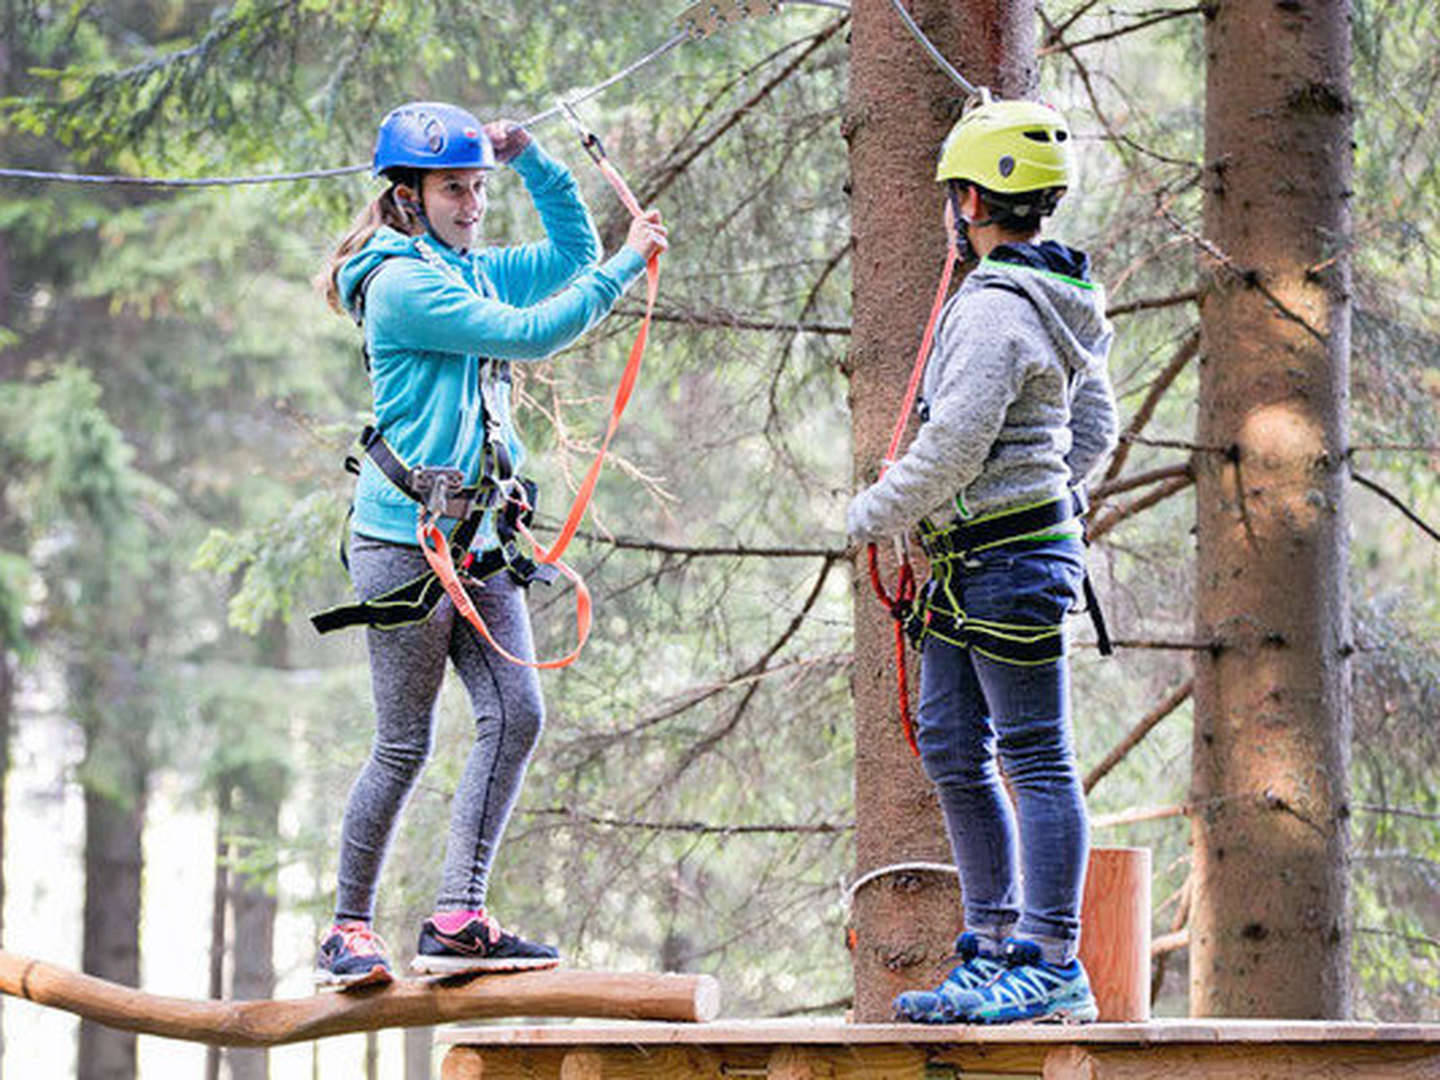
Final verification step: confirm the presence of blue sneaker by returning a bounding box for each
[893,932,1007,1023]
[950,938,1098,1024]
[314,920,394,990]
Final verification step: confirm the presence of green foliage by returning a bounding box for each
[194,491,347,632]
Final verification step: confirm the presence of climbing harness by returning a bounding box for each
[313,102,660,672]
[866,197,961,756]
[910,490,1113,664]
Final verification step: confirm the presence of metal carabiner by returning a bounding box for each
[558,99,607,166]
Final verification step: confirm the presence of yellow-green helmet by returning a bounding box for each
[935,98,1071,195]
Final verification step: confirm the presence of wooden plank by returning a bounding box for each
[1041,1043,1440,1079]
[436,1018,1440,1048]
[0,950,720,1047]
[766,1045,928,1078]
[441,1047,570,1079]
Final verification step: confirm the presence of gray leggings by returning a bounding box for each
[335,535,544,922]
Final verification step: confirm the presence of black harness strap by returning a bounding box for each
[914,490,1113,661]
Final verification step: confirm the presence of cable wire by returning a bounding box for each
[0,0,851,189]
[882,0,977,95]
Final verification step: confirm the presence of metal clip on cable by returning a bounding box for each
[559,99,607,166]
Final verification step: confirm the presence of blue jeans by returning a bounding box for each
[915,537,1088,964]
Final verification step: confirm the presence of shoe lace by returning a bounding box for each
[333,920,388,958]
[474,909,503,945]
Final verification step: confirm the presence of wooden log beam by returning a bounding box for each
[1042,1042,1440,1079]
[0,951,720,1047]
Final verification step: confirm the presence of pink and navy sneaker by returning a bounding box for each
[411,908,561,975]
[314,920,394,990]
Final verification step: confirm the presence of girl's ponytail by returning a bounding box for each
[315,173,425,316]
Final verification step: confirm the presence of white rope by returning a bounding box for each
[843,860,958,908]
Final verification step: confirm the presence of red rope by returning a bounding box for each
[866,200,959,754]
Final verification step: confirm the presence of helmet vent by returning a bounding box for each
[1023,130,1051,143]
[423,116,446,153]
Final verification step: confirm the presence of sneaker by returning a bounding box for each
[893,932,1007,1023]
[410,908,561,975]
[314,920,394,990]
[950,937,1099,1024]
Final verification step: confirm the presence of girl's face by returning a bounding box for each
[418,168,489,251]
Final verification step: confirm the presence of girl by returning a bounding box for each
[313,101,667,988]
[847,97,1118,1024]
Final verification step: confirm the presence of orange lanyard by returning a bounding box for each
[420,108,659,671]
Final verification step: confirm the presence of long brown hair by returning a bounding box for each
[316,176,425,316]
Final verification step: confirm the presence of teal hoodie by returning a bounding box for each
[336,142,647,550]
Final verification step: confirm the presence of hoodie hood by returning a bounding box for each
[337,226,480,320]
[964,240,1113,380]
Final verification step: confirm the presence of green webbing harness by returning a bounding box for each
[904,490,1113,665]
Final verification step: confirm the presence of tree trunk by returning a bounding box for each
[1191,0,1353,1018]
[846,0,1035,1022]
[206,780,231,1080]
[78,758,146,1080]
[226,614,287,1080]
[404,1025,433,1080]
[0,651,10,1070]
[227,786,278,1080]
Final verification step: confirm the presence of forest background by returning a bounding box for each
[0,0,1436,1077]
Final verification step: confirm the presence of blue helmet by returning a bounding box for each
[372,101,496,177]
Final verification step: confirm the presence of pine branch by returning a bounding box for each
[1156,198,1330,346]
[1356,927,1440,952]
[1087,471,1195,542]
[524,807,854,836]
[1038,6,1208,56]
[1083,678,1193,793]
[1091,462,1193,502]
[1355,804,1440,822]
[648,554,842,797]
[610,303,850,336]
[530,520,846,560]
[1106,290,1201,319]
[1102,330,1201,483]
[1353,472,1440,544]
[639,17,848,207]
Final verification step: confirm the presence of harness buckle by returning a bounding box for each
[410,467,467,519]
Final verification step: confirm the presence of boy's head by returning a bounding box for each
[937,97,1071,239]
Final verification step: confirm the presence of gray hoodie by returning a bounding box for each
[846,243,1119,543]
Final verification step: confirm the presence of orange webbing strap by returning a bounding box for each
[867,200,960,755]
[424,117,659,671]
[418,517,593,670]
[529,137,660,568]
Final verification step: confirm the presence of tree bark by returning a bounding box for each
[205,780,231,1080]
[227,787,279,1080]
[405,1025,434,1080]
[78,762,146,1080]
[846,0,1035,1022]
[226,612,287,1080]
[1191,0,1354,1018]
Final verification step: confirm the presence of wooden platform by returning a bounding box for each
[437,1018,1440,1078]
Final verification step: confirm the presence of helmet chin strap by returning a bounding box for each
[397,188,465,252]
[946,183,980,264]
